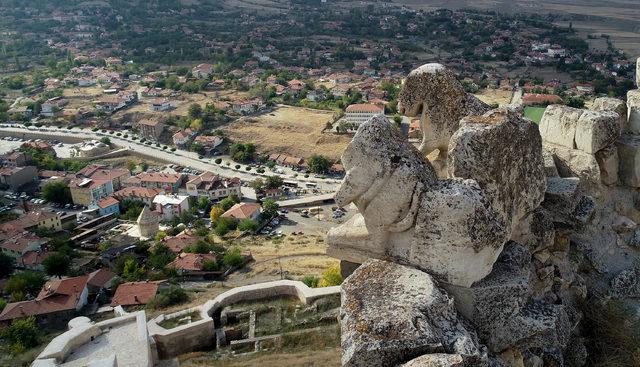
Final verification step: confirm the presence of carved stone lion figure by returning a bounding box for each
[328,115,509,287]
[397,63,490,176]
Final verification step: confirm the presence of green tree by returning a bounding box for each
[219,197,237,211]
[238,219,259,232]
[100,137,111,145]
[265,176,283,189]
[188,103,203,119]
[147,243,176,269]
[1,317,42,355]
[261,199,279,220]
[122,258,145,281]
[222,247,244,267]
[5,271,46,299]
[229,142,256,163]
[43,253,71,278]
[42,181,72,205]
[214,217,237,236]
[190,142,204,155]
[146,285,188,310]
[307,154,332,174]
[0,252,15,277]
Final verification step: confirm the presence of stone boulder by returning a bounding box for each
[594,145,619,185]
[627,90,640,134]
[411,178,509,287]
[542,149,559,177]
[341,259,484,367]
[591,97,627,133]
[539,105,621,154]
[574,110,620,154]
[487,300,571,352]
[449,108,546,235]
[397,63,490,155]
[539,105,583,149]
[544,144,601,191]
[616,134,640,187]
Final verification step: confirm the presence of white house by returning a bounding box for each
[150,98,173,112]
[153,194,190,220]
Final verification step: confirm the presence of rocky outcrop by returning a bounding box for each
[616,134,640,187]
[449,109,546,235]
[341,259,485,367]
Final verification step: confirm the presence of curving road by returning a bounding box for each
[0,124,342,193]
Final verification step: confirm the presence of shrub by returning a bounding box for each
[1,317,41,355]
[256,168,265,174]
[214,158,222,164]
[116,132,122,136]
[301,275,319,288]
[123,134,129,138]
[170,147,176,151]
[318,265,342,287]
[155,143,160,147]
[234,164,240,169]
[223,247,244,267]
[162,146,167,149]
[147,286,189,310]
[245,166,251,171]
[215,217,238,236]
[238,219,259,232]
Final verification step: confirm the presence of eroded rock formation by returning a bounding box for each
[331,62,640,367]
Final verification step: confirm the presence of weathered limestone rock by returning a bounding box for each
[510,209,555,253]
[329,116,509,287]
[627,90,640,134]
[341,259,484,367]
[539,105,583,149]
[594,145,618,185]
[616,134,640,187]
[541,177,594,226]
[591,97,627,133]
[542,148,559,177]
[397,63,490,156]
[400,354,473,367]
[574,110,620,154]
[410,178,509,287]
[449,108,546,235]
[442,242,531,342]
[487,300,570,352]
[544,144,601,190]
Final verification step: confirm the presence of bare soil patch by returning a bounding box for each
[221,105,351,160]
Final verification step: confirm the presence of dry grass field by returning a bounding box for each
[179,347,341,367]
[221,105,351,160]
[474,89,513,106]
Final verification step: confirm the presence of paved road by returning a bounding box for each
[0,125,342,193]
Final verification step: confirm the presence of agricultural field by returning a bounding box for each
[221,105,351,161]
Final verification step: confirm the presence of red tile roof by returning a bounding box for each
[113,187,164,200]
[87,268,116,288]
[96,196,119,209]
[110,281,164,306]
[169,253,216,271]
[163,234,200,253]
[345,103,384,113]
[0,275,89,322]
[221,203,261,220]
